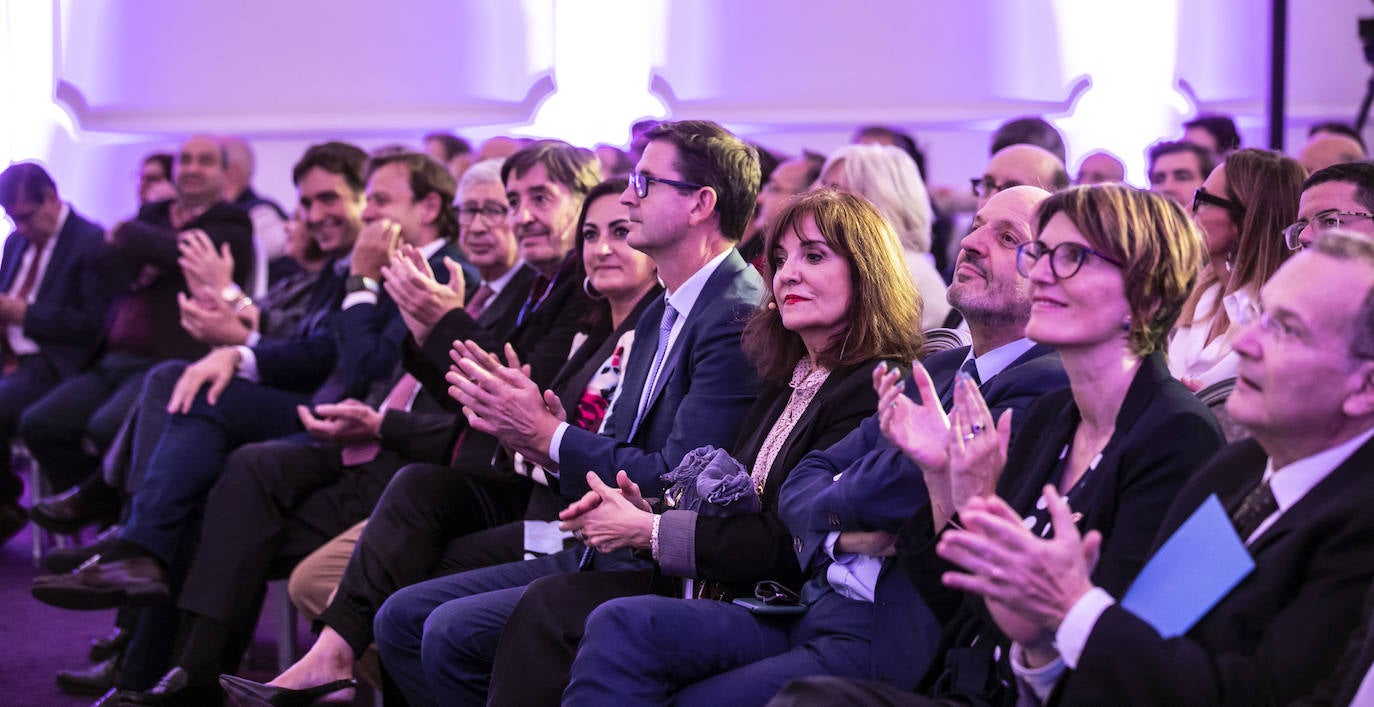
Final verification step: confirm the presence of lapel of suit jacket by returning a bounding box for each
[30,214,79,301]
[0,234,25,292]
[928,346,970,408]
[608,295,664,442]
[1246,434,1374,555]
[477,265,535,332]
[639,251,745,427]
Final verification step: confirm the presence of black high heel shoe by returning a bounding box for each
[218,675,357,706]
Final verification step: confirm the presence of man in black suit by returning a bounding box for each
[931,232,1374,706]
[18,135,254,498]
[0,162,108,542]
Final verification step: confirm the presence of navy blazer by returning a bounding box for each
[1056,434,1374,706]
[0,208,108,377]
[256,241,465,401]
[556,248,766,501]
[778,343,1069,690]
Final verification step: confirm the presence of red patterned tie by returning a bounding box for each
[339,374,421,466]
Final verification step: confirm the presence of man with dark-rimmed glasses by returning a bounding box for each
[1284,161,1374,250]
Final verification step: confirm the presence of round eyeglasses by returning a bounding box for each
[1015,241,1123,280]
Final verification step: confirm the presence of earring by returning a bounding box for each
[582,277,605,301]
[1121,315,1131,332]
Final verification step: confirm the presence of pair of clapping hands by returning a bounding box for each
[445,341,653,554]
[874,360,1102,666]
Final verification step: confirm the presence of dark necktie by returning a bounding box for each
[1229,477,1278,541]
[465,283,494,319]
[940,357,979,408]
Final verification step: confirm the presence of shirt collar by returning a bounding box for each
[485,259,525,295]
[416,238,447,263]
[1263,426,1374,512]
[664,248,732,322]
[962,337,1037,383]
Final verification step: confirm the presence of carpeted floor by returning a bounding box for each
[0,521,341,706]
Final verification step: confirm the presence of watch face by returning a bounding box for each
[221,284,243,302]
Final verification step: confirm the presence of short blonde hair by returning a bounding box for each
[818,144,933,254]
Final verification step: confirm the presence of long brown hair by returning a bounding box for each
[742,189,924,381]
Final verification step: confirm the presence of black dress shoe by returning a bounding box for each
[0,500,27,545]
[44,524,122,574]
[219,674,357,706]
[90,626,131,662]
[31,555,169,610]
[57,654,119,695]
[116,668,222,706]
[31,478,120,533]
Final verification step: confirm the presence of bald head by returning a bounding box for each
[978,144,1068,209]
[1076,151,1126,185]
[1298,134,1366,176]
[950,185,1053,352]
[176,134,228,207]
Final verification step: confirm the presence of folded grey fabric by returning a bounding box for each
[661,445,761,517]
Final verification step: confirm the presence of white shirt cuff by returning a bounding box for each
[548,421,570,465]
[245,330,262,348]
[341,291,377,309]
[823,531,841,560]
[1010,644,1067,703]
[234,345,260,382]
[1055,586,1115,669]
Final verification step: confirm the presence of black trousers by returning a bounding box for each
[171,438,398,679]
[0,355,59,503]
[488,569,658,706]
[767,676,939,707]
[316,462,531,656]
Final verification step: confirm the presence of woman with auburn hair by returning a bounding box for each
[818,143,950,329]
[1170,147,1305,389]
[377,189,923,706]
[779,185,1226,707]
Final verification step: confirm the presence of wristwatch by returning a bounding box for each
[346,275,381,295]
[220,284,253,313]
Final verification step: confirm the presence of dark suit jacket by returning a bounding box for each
[1055,433,1374,706]
[906,352,1224,706]
[1293,579,1374,706]
[105,199,254,361]
[779,342,1069,690]
[556,248,766,501]
[255,241,465,401]
[0,208,108,378]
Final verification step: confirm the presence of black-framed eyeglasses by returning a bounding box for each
[629,171,708,199]
[1192,187,1246,220]
[1281,209,1374,250]
[1015,240,1123,280]
[753,580,801,605]
[456,204,509,226]
[970,176,1022,199]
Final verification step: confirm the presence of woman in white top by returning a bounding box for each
[1168,148,1304,389]
[817,144,951,330]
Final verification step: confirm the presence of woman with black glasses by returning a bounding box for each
[1169,148,1305,390]
[786,185,1229,707]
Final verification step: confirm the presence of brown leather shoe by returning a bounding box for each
[31,556,169,610]
[30,478,120,533]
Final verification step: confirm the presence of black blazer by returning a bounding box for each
[104,199,254,361]
[1056,434,1374,706]
[0,208,108,378]
[1293,579,1374,706]
[683,358,899,592]
[905,352,1225,706]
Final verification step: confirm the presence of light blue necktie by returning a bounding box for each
[628,301,678,440]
